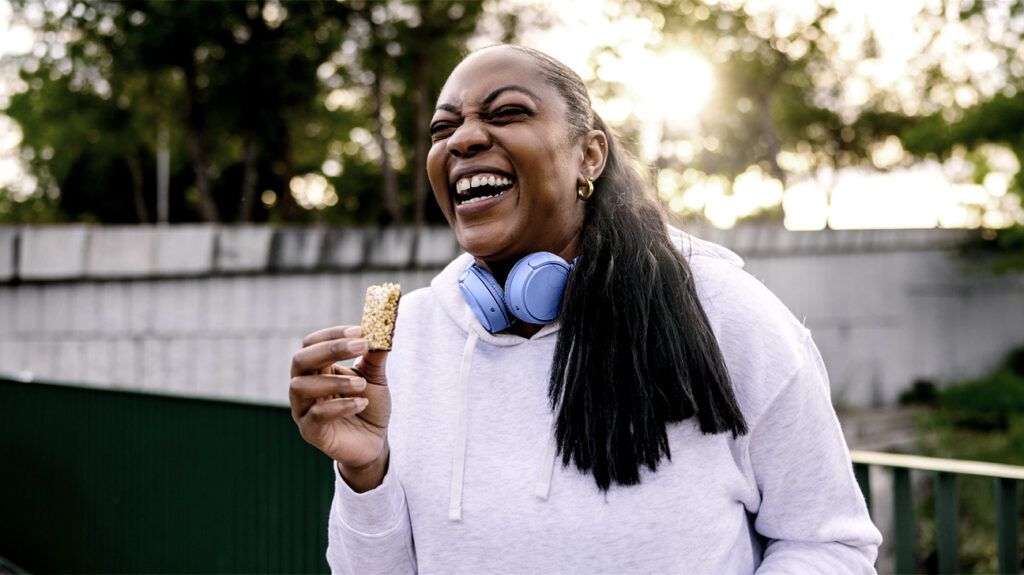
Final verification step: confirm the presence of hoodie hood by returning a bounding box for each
[668,225,746,268]
[431,225,743,340]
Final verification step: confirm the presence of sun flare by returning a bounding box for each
[594,48,715,128]
[643,50,715,125]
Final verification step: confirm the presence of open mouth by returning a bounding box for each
[452,173,515,206]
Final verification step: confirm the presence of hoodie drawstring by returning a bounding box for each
[448,329,559,518]
[534,411,558,500]
[449,330,478,521]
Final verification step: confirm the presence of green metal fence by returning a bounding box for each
[6,377,1024,573]
[0,378,334,574]
[853,450,1024,574]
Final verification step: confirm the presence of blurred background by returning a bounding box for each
[0,0,1023,573]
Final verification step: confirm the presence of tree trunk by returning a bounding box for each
[126,150,150,223]
[275,124,303,221]
[412,3,434,227]
[237,136,259,222]
[367,16,403,225]
[374,80,402,224]
[757,92,786,185]
[186,129,219,222]
[182,61,221,222]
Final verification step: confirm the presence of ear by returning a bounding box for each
[577,129,608,184]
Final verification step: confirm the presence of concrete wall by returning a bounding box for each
[746,250,1024,406]
[0,223,1021,408]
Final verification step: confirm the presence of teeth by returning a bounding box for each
[463,194,497,205]
[453,173,513,196]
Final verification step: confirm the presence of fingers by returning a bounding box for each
[304,396,369,425]
[289,373,366,419]
[292,373,366,398]
[291,335,370,377]
[353,350,389,384]
[303,325,363,347]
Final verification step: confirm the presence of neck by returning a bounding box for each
[507,321,543,338]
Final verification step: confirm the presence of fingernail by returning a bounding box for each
[350,377,366,389]
[348,339,368,354]
[343,326,364,338]
[353,397,368,408]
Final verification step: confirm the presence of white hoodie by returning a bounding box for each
[326,228,882,574]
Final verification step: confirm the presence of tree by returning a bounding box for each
[588,0,1023,233]
[335,0,488,225]
[1,0,498,225]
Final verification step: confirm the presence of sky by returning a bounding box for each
[1,0,1022,230]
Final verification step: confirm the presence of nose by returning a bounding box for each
[446,118,491,158]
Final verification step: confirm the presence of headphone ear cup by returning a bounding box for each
[505,252,572,324]
[458,264,513,333]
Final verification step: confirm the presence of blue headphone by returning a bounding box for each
[458,252,575,333]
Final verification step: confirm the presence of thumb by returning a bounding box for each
[355,350,389,384]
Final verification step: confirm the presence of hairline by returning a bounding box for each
[468,44,594,138]
[434,84,543,114]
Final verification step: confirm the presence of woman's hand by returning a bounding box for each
[290,325,391,491]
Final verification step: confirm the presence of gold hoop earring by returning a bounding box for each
[577,178,594,201]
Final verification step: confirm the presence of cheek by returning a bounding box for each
[524,163,576,210]
[426,147,449,201]
[527,141,578,196]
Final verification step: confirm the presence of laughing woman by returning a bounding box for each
[289,45,881,574]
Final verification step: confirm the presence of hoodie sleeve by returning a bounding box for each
[750,336,882,574]
[326,461,416,574]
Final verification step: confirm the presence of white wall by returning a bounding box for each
[0,271,438,405]
[745,251,1024,406]
[0,224,1021,407]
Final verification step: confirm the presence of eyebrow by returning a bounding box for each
[435,84,542,114]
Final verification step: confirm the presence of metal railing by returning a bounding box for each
[852,450,1024,574]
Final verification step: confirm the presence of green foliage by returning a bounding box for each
[957,224,1024,274]
[938,346,1024,428]
[912,412,1024,573]
[5,69,154,223]
[607,0,1024,247]
[898,92,1024,270]
[0,190,63,223]
[909,346,1024,572]
[899,379,941,406]
[912,459,1023,574]
[902,93,1024,194]
[4,0,1024,233]
[627,1,924,180]
[2,0,496,224]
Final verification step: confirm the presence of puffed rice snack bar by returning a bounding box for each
[360,283,401,351]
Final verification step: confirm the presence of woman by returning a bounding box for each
[290,45,881,574]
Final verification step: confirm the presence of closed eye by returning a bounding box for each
[488,106,531,121]
[430,121,459,139]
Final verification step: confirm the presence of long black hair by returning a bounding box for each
[502,45,748,491]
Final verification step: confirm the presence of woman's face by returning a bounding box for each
[427,47,587,265]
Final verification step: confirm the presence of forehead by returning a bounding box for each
[436,48,562,111]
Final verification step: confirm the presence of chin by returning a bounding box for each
[454,230,497,259]
[454,223,519,261]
